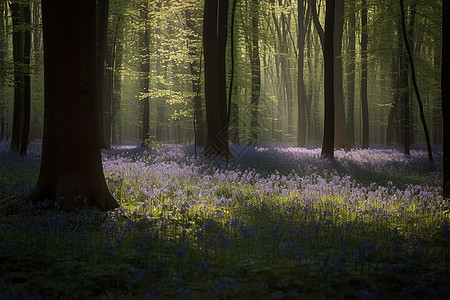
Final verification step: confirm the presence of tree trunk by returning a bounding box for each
[10,2,31,155]
[399,0,432,161]
[139,2,150,147]
[186,4,205,147]
[34,0,119,211]
[250,0,260,144]
[297,0,307,147]
[203,0,229,158]
[443,0,450,198]
[333,0,349,149]
[321,0,335,159]
[361,0,369,149]
[97,0,110,149]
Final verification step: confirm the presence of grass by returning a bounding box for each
[0,141,449,299]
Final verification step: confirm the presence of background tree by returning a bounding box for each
[33,0,119,211]
[10,1,31,155]
[360,0,369,149]
[249,0,260,144]
[297,0,308,147]
[399,0,432,161]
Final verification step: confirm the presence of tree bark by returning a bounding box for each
[186,4,205,147]
[139,1,150,147]
[361,0,369,149]
[203,0,229,158]
[33,0,119,211]
[297,0,307,147]
[321,0,335,159]
[97,0,110,149]
[10,2,31,155]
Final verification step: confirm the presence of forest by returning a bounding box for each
[0,0,449,298]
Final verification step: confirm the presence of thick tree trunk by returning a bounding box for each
[361,0,369,149]
[97,0,110,149]
[34,0,119,211]
[321,0,335,159]
[203,0,229,158]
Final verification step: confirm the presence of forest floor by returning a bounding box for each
[0,141,449,299]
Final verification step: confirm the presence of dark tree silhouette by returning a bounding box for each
[203,0,229,158]
[311,0,335,158]
[399,0,432,161]
[10,2,31,155]
[33,0,119,211]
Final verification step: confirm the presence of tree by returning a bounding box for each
[33,0,119,211]
[97,0,110,149]
[139,0,150,147]
[310,0,335,158]
[297,0,308,147]
[443,0,449,198]
[10,1,31,155]
[399,0,432,161]
[203,0,229,158]
[361,0,369,149]
[249,0,260,144]
[186,1,205,148]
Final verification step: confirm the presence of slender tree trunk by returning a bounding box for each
[10,2,31,155]
[139,2,150,147]
[399,0,432,161]
[361,0,369,149]
[186,5,205,147]
[227,0,237,144]
[443,0,450,198]
[297,0,307,147]
[34,0,119,210]
[250,0,260,144]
